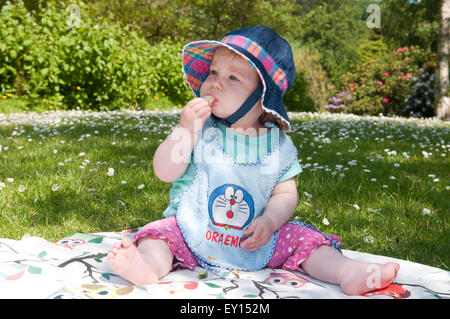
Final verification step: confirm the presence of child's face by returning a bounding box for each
[200,47,261,123]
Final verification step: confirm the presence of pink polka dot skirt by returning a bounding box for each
[134,216,342,272]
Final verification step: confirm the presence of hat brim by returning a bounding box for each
[182,40,292,132]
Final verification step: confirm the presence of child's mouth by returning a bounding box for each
[203,95,217,106]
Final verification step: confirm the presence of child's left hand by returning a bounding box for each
[241,215,276,251]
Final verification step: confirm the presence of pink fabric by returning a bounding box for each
[134,216,341,272]
[134,217,198,270]
[266,223,342,271]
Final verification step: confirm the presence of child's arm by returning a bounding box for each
[153,98,211,182]
[241,177,298,251]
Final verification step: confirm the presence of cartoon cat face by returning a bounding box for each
[209,185,254,230]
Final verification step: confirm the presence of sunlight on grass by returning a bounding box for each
[0,110,448,270]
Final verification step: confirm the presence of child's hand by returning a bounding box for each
[241,215,276,251]
[180,98,211,133]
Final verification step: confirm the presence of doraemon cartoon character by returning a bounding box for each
[208,184,254,230]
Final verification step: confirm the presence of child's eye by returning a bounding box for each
[229,75,239,81]
[209,70,218,76]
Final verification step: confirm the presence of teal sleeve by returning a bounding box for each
[278,159,302,182]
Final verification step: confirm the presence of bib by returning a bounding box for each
[176,117,298,271]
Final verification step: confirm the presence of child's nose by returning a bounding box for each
[210,78,222,91]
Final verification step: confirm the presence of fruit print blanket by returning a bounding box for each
[0,230,448,299]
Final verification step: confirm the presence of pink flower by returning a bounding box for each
[401,75,406,80]
[396,46,409,53]
[383,98,389,103]
[378,81,383,86]
[384,72,390,77]
[404,57,409,61]
[406,73,411,77]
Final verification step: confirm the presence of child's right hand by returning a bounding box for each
[180,98,212,133]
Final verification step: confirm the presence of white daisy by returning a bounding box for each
[107,168,115,176]
[365,235,374,244]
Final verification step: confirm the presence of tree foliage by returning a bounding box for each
[0,0,443,117]
[379,0,440,51]
[84,0,302,43]
[297,2,366,83]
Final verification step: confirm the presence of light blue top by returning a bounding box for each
[162,121,302,218]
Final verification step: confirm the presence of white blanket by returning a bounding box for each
[0,230,448,299]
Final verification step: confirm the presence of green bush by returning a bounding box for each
[283,71,315,112]
[325,45,435,116]
[283,45,332,113]
[145,40,192,106]
[401,61,436,118]
[357,40,389,65]
[0,0,191,111]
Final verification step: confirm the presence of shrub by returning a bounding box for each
[0,0,191,111]
[283,71,315,112]
[284,45,332,112]
[356,40,389,65]
[326,45,435,116]
[145,41,192,106]
[401,62,436,118]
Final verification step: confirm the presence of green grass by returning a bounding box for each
[0,110,448,270]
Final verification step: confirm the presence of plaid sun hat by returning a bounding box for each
[182,26,296,132]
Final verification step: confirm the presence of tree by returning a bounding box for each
[296,0,370,83]
[435,0,450,120]
[379,0,440,52]
[83,0,301,44]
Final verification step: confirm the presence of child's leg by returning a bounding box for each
[107,236,173,286]
[301,245,400,295]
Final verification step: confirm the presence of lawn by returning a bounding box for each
[0,109,448,270]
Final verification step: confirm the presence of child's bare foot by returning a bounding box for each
[338,260,400,295]
[107,237,159,286]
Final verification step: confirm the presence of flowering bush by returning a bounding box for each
[326,46,435,116]
[401,62,436,118]
[324,90,352,110]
